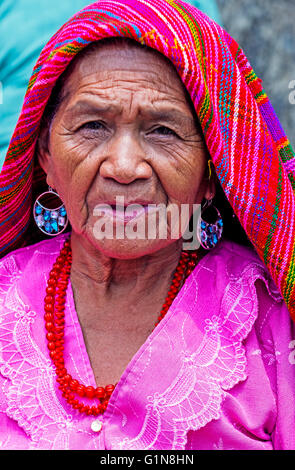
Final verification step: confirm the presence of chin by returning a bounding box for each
[88,235,174,260]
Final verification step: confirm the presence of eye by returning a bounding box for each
[150,126,177,137]
[79,121,106,131]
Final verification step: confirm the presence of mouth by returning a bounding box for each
[96,201,159,224]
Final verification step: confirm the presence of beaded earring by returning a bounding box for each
[197,197,223,249]
[197,159,223,250]
[33,186,68,236]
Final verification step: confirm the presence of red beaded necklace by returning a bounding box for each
[44,238,198,416]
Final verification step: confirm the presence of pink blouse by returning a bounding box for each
[0,234,294,450]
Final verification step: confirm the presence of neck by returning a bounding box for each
[69,232,185,324]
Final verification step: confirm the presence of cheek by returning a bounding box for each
[50,132,97,177]
[48,135,101,226]
[157,147,207,205]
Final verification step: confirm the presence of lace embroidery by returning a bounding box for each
[0,239,281,450]
[0,265,72,446]
[0,240,103,449]
[114,263,274,450]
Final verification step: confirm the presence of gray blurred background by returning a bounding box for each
[216,0,295,147]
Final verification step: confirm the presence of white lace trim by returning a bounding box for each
[0,242,102,449]
[0,241,281,449]
[0,256,74,447]
[114,263,277,450]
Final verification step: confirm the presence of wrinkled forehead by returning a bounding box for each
[43,37,199,125]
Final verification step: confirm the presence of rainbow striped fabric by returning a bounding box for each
[1,0,295,318]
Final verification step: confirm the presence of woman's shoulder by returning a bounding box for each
[207,238,267,269]
[204,238,282,299]
[194,238,287,338]
[0,234,69,282]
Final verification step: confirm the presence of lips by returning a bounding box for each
[104,200,156,207]
[95,200,160,224]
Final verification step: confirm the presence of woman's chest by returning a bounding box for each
[81,325,154,386]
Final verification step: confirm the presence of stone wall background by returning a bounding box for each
[216,0,295,147]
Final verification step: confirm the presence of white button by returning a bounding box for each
[91,420,103,433]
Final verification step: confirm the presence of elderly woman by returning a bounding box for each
[0,0,295,451]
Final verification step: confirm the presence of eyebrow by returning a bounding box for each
[65,100,196,127]
[142,109,195,127]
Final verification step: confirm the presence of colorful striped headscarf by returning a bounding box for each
[1,0,295,318]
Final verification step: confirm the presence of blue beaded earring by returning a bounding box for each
[33,186,68,236]
[197,197,223,250]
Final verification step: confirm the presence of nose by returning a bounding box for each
[99,132,152,184]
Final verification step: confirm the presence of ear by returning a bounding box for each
[36,125,55,189]
[204,174,216,201]
[200,157,216,201]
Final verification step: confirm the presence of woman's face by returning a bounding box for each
[39,41,212,258]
